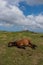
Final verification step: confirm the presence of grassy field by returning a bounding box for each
[0,31,43,65]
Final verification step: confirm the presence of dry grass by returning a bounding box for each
[0,31,43,65]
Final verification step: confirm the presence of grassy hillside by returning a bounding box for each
[0,31,43,65]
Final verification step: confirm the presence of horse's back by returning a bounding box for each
[16,38,31,46]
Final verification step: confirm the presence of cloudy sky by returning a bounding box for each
[0,0,43,32]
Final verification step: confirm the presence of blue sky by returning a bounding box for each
[19,2,43,16]
[0,0,43,32]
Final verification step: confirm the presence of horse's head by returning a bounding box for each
[8,41,17,47]
[8,42,13,47]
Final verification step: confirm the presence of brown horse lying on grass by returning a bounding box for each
[8,38,37,49]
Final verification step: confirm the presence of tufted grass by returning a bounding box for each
[0,31,43,65]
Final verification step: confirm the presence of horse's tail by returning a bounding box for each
[31,44,37,49]
[28,41,37,49]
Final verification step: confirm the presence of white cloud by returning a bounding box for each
[5,0,24,6]
[0,0,43,30]
[5,0,43,6]
[0,0,6,7]
[25,0,43,5]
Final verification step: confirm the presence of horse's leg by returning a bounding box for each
[17,45,25,49]
[22,45,26,49]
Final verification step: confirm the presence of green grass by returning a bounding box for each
[0,31,43,65]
